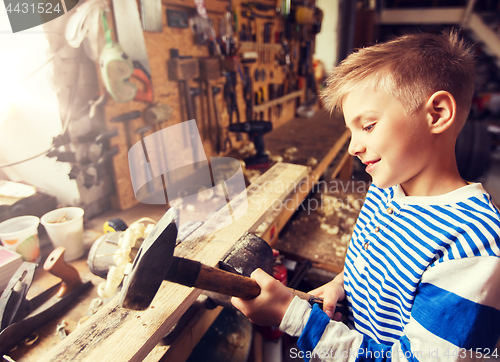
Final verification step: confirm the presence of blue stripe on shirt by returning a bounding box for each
[459,208,500,255]
[297,304,331,362]
[412,282,500,350]
[433,205,485,256]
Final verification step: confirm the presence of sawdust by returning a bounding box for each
[275,180,369,272]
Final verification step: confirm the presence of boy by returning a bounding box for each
[232,30,500,361]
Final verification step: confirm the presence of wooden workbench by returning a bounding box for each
[6,110,352,362]
[246,109,353,246]
[274,178,369,274]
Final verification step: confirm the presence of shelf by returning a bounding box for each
[253,89,305,113]
[467,13,500,63]
[379,7,465,24]
[239,42,283,53]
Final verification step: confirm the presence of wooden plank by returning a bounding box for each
[379,8,464,24]
[143,306,223,362]
[253,90,305,113]
[38,162,308,362]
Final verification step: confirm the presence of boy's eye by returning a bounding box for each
[363,123,375,132]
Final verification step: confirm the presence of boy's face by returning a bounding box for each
[342,89,432,190]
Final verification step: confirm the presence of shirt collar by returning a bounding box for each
[392,183,488,206]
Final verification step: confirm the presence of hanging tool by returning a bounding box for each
[0,248,92,354]
[254,86,267,121]
[223,71,242,141]
[219,10,241,141]
[299,40,316,105]
[190,87,205,137]
[110,110,142,151]
[111,0,154,103]
[99,11,153,103]
[211,86,227,154]
[263,21,273,63]
[243,65,253,124]
[167,49,199,125]
[144,102,174,185]
[198,57,222,149]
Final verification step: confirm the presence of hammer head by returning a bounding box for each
[118,208,179,310]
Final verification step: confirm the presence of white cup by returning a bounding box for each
[0,215,41,262]
[41,207,85,262]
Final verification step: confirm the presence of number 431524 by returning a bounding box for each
[6,2,62,13]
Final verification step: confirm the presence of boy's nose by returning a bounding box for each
[348,136,365,156]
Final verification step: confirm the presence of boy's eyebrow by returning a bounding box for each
[346,111,381,127]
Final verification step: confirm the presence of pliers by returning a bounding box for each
[0,248,92,355]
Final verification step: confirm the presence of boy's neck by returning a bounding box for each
[399,149,467,197]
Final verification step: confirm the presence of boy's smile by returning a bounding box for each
[342,89,433,191]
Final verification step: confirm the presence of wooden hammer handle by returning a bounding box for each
[197,265,325,305]
[196,264,261,299]
[43,247,82,298]
[166,258,354,316]
[167,257,324,304]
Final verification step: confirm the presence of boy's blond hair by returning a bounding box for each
[321,30,476,128]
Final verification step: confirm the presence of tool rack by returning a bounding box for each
[102,0,319,211]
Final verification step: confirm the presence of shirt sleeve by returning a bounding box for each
[279,256,500,362]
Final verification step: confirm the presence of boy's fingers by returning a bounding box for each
[250,268,276,288]
[307,284,326,297]
[250,268,268,281]
[231,296,244,310]
[322,287,342,318]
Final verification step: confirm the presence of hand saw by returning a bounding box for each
[112,0,154,102]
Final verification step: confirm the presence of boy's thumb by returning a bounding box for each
[250,268,266,280]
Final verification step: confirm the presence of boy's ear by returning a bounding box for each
[425,91,457,134]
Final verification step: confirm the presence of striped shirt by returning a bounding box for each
[280,183,500,361]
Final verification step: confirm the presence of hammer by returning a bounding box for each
[118,208,345,314]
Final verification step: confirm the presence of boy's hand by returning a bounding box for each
[231,268,294,327]
[309,271,345,320]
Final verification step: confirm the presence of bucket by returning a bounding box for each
[41,207,85,262]
[0,215,41,262]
